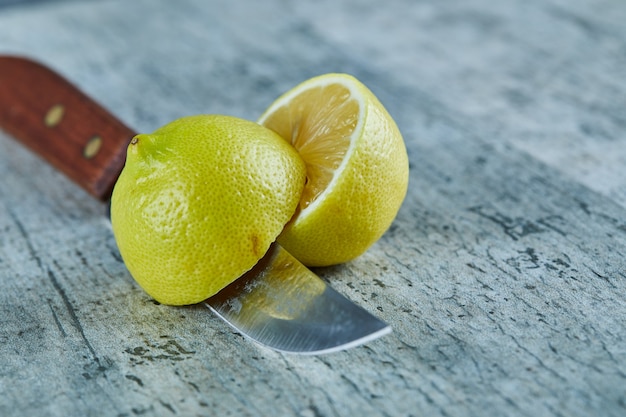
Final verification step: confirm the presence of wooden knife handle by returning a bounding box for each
[0,56,136,201]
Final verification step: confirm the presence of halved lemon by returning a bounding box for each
[111,115,306,305]
[259,74,409,267]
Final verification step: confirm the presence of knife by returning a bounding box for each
[0,55,391,354]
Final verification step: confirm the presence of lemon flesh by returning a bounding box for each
[259,74,409,267]
[111,115,306,305]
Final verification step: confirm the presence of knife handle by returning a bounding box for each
[0,56,136,201]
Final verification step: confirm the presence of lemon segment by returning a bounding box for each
[111,115,306,306]
[259,74,409,267]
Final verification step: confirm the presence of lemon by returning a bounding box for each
[110,115,306,305]
[259,74,409,267]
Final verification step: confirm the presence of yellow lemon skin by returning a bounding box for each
[110,115,306,305]
[260,74,409,267]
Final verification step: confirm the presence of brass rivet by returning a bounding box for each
[44,104,65,127]
[83,136,103,159]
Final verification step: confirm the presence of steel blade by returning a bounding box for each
[205,243,391,354]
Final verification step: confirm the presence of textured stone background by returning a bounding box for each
[1,0,625,416]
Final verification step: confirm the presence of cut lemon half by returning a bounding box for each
[111,115,306,305]
[259,74,409,267]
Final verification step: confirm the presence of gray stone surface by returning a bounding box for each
[1,0,625,416]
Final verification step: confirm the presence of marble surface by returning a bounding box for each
[1,0,625,416]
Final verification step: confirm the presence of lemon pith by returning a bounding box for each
[259,74,409,267]
[110,115,306,305]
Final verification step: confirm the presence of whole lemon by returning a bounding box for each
[259,74,409,267]
[110,115,306,305]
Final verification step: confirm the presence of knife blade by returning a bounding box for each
[0,55,391,354]
[208,243,390,354]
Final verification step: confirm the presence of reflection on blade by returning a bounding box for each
[205,244,391,355]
